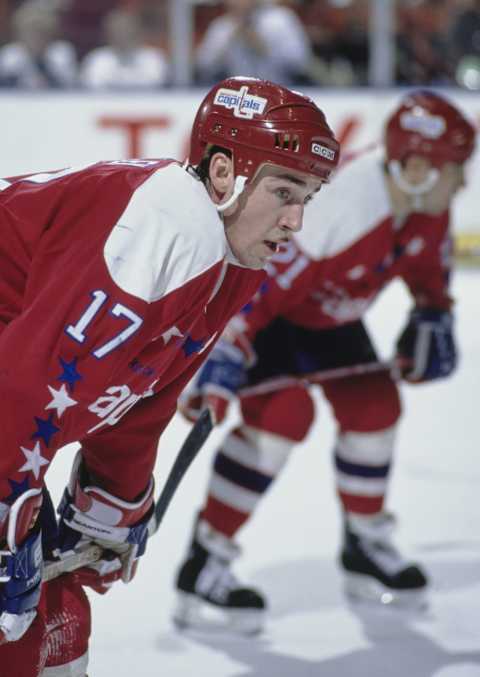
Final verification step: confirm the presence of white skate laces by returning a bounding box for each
[342,511,429,608]
[194,522,244,602]
[347,512,409,577]
[173,519,266,634]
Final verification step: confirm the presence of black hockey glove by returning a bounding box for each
[396,307,457,382]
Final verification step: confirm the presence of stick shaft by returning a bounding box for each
[43,545,103,582]
[151,407,213,532]
[239,359,396,398]
[43,360,394,581]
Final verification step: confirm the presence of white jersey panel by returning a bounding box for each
[104,164,226,302]
[295,149,391,260]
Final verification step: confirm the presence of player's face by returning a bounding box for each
[423,162,467,214]
[223,165,323,269]
[403,156,467,215]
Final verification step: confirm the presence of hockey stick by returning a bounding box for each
[42,359,400,581]
[43,543,104,582]
[149,407,214,533]
[44,360,397,580]
[43,408,214,583]
[238,358,399,398]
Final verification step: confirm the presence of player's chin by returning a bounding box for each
[252,250,275,269]
[257,240,280,266]
[245,256,267,270]
[237,245,273,269]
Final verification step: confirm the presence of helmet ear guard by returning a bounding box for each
[189,77,340,194]
[216,175,247,213]
[388,160,440,210]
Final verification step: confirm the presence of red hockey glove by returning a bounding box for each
[57,452,154,593]
[0,488,43,644]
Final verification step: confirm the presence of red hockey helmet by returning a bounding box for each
[189,76,340,183]
[385,90,476,168]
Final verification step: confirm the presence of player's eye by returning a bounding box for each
[304,188,320,206]
[276,187,291,201]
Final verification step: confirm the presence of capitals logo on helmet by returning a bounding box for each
[385,90,476,168]
[189,76,340,183]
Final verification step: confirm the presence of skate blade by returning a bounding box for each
[172,592,265,637]
[343,572,429,611]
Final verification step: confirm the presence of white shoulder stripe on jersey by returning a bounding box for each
[295,148,391,261]
[104,163,227,303]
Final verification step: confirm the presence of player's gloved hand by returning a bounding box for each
[0,488,43,644]
[57,451,154,594]
[395,307,457,382]
[179,334,254,425]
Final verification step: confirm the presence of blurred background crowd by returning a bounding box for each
[0,0,479,90]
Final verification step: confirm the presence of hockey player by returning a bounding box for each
[174,90,476,633]
[0,76,339,675]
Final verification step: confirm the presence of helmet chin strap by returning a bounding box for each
[216,175,248,213]
[388,160,440,211]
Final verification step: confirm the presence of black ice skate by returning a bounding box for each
[173,519,266,635]
[340,512,428,608]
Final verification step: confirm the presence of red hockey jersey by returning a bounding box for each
[234,148,452,341]
[0,160,265,505]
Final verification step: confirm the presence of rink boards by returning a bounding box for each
[0,87,479,256]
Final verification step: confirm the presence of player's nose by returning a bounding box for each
[280,203,304,233]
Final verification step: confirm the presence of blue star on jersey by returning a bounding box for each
[5,477,30,505]
[57,356,82,391]
[32,413,60,447]
[182,334,206,357]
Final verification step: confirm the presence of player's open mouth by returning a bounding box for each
[264,240,279,253]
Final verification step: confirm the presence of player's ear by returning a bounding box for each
[207,152,235,203]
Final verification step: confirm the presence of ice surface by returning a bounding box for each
[45,269,480,676]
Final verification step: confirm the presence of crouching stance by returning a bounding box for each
[0,75,339,669]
